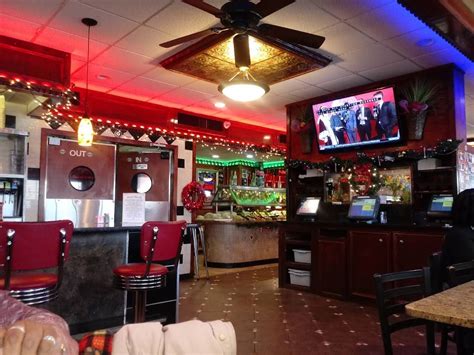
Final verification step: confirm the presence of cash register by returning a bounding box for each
[296,197,321,222]
[348,196,380,223]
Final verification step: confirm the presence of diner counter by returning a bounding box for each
[201,220,280,268]
[74,225,141,233]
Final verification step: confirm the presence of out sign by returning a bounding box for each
[69,150,89,157]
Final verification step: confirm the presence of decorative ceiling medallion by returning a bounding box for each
[160,31,331,86]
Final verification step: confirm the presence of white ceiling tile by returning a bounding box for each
[318,23,375,56]
[184,80,220,96]
[146,2,219,37]
[0,13,41,42]
[111,76,177,100]
[317,75,371,92]
[71,63,136,91]
[147,97,184,109]
[311,0,394,20]
[115,25,173,58]
[155,87,214,107]
[78,0,170,23]
[297,65,352,85]
[347,2,424,40]
[385,28,447,58]
[359,60,421,82]
[338,43,404,72]
[183,106,219,117]
[34,27,109,63]
[70,57,86,73]
[48,1,139,45]
[0,0,63,24]
[92,47,155,75]
[290,85,330,100]
[411,49,465,70]
[271,80,315,96]
[263,0,340,34]
[141,67,196,86]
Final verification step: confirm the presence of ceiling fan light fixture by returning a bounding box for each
[219,79,269,102]
[218,67,269,102]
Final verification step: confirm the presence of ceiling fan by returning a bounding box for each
[160,0,326,69]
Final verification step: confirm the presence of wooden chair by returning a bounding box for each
[374,268,435,355]
[113,221,186,323]
[447,260,474,287]
[0,220,74,305]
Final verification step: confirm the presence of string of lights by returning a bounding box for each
[0,75,287,156]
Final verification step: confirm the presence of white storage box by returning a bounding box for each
[288,268,311,287]
[292,249,311,263]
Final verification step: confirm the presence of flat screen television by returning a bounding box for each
[313,86,401,152]
[427,194,453,217]
[348,196,380,221]
[296,197,321,216]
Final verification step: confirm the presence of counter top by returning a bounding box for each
[406,281,474,329]
[280,220,451,230]
[74,225,141,233]
[198,220,283,226]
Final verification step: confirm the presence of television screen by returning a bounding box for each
[296,197,321,216]
[348,196,380,220]
[313,87,400,152]
[428,195,453,216]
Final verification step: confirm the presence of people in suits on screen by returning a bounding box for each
[342,103,357,143]
[317,106,338,146]
[372,91,397,139]
[355,100,374,141]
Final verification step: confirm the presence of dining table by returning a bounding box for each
[406,280,474,354]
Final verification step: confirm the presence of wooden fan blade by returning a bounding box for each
[257,24,325,48]
[254,0,295,18]
[233,34,251,69]
[160,28,220,48]
[182,0,223,17]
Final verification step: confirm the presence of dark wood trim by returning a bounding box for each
[207,258,278,268]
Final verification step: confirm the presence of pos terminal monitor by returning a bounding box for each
[296,197,321,219]
[348,196,380,222]
[427,195,453,218]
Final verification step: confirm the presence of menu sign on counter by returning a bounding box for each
[122,193,146,226]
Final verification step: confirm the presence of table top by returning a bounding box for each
[405,281,474,329]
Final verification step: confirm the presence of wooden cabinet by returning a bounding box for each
[279,223,447,301]
[349,231,391,299]
[392,232,444,272]
[317,238,346,298]
[279,224,314,291]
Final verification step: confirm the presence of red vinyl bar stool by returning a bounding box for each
[113,221,186,324]
[0,220,74,305]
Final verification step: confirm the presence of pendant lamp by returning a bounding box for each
[78,18,97,147]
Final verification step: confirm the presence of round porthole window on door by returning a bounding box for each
[131,173,152,193]
[69,166,95,191]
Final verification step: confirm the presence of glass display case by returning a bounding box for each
[198,185,286,222]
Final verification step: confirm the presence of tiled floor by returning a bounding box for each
[180,266,455,354]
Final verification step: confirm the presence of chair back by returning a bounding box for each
[429,251,444,293]
[140,221,186,265]
[0,220,73,271]
[447,260,474,287]
[374,268,434,355]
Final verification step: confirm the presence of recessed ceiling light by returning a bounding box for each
[416,38,435,47]
[96,74,110,80]
[246,154,254,159]
[214,102,226,108]
[263,135,271,140]
[212,154,220,159]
